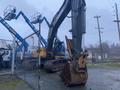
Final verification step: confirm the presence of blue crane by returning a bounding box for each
[0,16,28,51]
[4,10,47,48]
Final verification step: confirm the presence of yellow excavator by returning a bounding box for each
[46,0,88,86]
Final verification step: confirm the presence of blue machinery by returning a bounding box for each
[31,13,50,27]
[4,7,65,57]
[0,16,28,51]
[4,10,47,48]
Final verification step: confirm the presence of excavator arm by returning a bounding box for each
[71,0,86,56]
[47,0,71,53]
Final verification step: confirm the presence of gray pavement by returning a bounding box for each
[17,68,120,90]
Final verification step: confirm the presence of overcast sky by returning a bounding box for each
[0,0,120,47]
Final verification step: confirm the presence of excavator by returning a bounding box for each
[46,0,88,85]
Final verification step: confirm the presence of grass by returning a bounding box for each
[0,79,32,90]
[87,62,120,69]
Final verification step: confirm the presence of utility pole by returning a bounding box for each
[11,36,16,75]
[114,3,120,43]
[38,22,41,67]
[94,16,104,61]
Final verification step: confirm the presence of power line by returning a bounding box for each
[94,16,104,61]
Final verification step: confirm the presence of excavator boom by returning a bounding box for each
[47,0,71,52]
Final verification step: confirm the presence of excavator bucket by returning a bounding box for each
[60,36,88,86]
